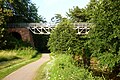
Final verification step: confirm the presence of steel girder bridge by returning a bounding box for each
[8,23,91,35]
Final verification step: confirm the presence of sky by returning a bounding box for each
[31,0,90,23]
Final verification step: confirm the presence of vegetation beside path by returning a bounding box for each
[34,53,104,80]
[46,0,120,79]
[0,47,41,80]
[34,60,50,80]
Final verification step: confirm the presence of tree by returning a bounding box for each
[50,14,67,25]
[67,6,88,22]
[51,14,62,23]
[85,0,98,22]
[8,0,46,23]
[86,0,120,79]
[0,0,13,49]
[0,0,46,49]
[0,0,13,25]
[48,19,79,54]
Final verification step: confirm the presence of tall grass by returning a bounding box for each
[15,47,37,59]
[0,47,41,79]
[0,47,37,62]
[0,50,19,62]
[36,53,104,80]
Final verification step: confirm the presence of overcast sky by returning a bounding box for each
[31,0,90,22]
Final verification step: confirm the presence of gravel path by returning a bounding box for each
[3,53,50,80]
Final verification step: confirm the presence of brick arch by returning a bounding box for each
[8,28,34,46]
[11,32,22,40]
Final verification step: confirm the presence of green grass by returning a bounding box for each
[0,57,40,80]
[0,47,42,80]
[0,50,19,62]
[35,53,104,80]
[34,61,50,80]
[16,47,38,59]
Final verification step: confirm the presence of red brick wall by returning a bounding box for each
[8,28,34,46]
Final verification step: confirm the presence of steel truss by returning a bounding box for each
[8,23,90,35]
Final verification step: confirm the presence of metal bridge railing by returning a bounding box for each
[7,23,91,35]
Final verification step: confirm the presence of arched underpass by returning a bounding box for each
[32,34,50,53]
[10,32,22,40]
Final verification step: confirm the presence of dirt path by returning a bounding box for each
[3,53,50,80]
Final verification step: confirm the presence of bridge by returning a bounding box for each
[8,23,90,35]
[7,23,91,46]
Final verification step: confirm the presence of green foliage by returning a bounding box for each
[51,14,63,24]
[0,0,13,49]
[0,27,7,49]
[47,54,103,80]
[34,61,49,80]
[98,52,120,70]
[67,6,88,22]
[0,0,13,25]
[85,0,98,22]
[48,19,79,54]
[85,0,120,79]
[15,47,37,59]
[1,33,32,50]
[8,0,46,23]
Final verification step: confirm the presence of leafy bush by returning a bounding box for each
[85,0,120,79]
[48,19,79,54]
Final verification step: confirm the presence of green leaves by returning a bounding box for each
[6,0,46,23]
[48,19,78,54]
[67,6,88,22]
[51,14,63,24]
[86,0,120,77]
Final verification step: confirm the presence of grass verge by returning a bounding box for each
[34,61,50,80]
[0,47,42,80]
[35,53,104,80]
[0,54,41,80]
[34,54,53,80]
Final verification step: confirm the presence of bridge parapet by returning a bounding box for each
[7,23,91,35]
[7,23,44,28]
